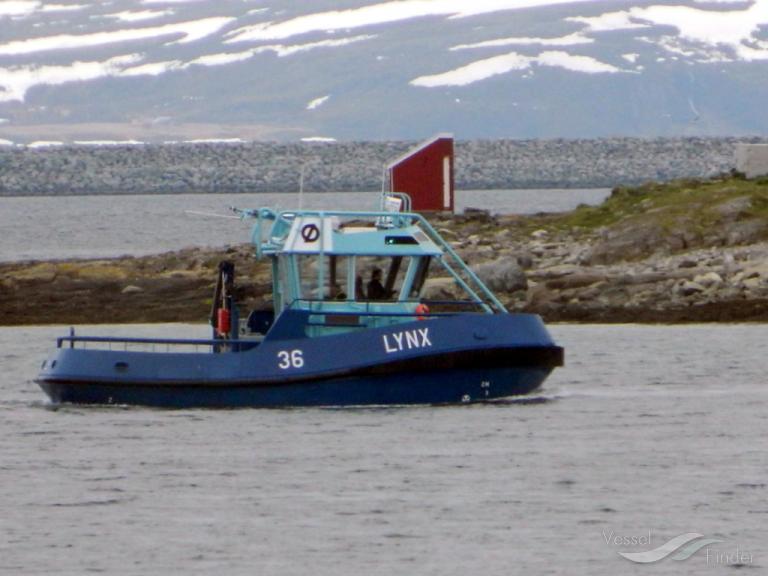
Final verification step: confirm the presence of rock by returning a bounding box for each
[470,246,494,260]
[584,221,668,264]
[545,273,605,290]
[121,285,144,294]
[531,229,549,240]
[12,263,58,283]
[678,258,698,269]
[724,219,768,246]
[422,277,458,300]
[473,257,528,292]
[677,280,706,297]
[694,272,724,289]
[532,264,580,279]
[573,282,607,302]
[516,252,534,269]
[743,277,763,292]
[493,229,511,242]
[436,227,458,240]
[715,196,752,220]
[562,245,592,265]
[462,207,493,223]
[707,257,724,267]
[722,253,738,273]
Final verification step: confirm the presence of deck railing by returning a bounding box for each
[293,298,484,329]
[56,335,256,353]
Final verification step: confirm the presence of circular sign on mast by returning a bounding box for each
[301,223,320,243]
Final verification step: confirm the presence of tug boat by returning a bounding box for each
[36,195,563,408]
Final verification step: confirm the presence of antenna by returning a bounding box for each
[298,164,305,210]
[381,165,388,193]
[185,210,240,220]
[380,165,389,210]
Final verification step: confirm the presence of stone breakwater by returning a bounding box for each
[2,137,766,196]
[3,175,768,325]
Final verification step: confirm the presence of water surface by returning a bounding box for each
[1,323,765,575]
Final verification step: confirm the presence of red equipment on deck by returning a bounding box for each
[217,308,231,337]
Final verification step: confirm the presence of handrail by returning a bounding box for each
[289,298,486,315]
[412,214,507,313]
[56,335,255,352]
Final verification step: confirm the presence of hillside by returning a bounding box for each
[1,1,768,141]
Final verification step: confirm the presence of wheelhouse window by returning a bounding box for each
[287,253,434,304]
[327,255,350,300]
[355,256,409,302]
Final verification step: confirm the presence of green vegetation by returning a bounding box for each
[528,174,768,238]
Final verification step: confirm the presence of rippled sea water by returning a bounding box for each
[1,323,765,575]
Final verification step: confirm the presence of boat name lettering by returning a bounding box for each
[382,327,432,354]
[277,349,304,369]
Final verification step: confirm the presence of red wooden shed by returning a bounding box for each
[387,133,454,213]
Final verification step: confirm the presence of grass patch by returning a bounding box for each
[57,262,129,280]
[521,175,768,238]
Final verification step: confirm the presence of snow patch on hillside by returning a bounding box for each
[0,16,234,56]
[566,0,768,63]
[226,0,596,42]
[120,60,184,77]
[412,49,623,87]
[452,32,593,50]
[411,52,529,87]
[0,55,142,102]
[188,51,254,67]
[254,36,375,57]
[566,11,649,33]
[628,1,768,61]
[0,1,40,18]
[105,10,174,23]
[306,95,330,110]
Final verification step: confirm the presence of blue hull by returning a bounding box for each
[39,366,553,408]
[37,313,563,408]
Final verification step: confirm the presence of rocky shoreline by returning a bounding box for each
[3,175,768,326]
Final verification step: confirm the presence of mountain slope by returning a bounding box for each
[1,0,767,142]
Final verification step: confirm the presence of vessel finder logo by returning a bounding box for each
[605,529,755,567]
[611,532,722,563]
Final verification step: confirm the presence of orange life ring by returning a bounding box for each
[415,303,430,320]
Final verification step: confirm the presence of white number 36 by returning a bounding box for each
[277,349,304,369]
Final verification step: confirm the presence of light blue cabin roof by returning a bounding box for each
[284,218,443,256]
[250,209,444,257]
